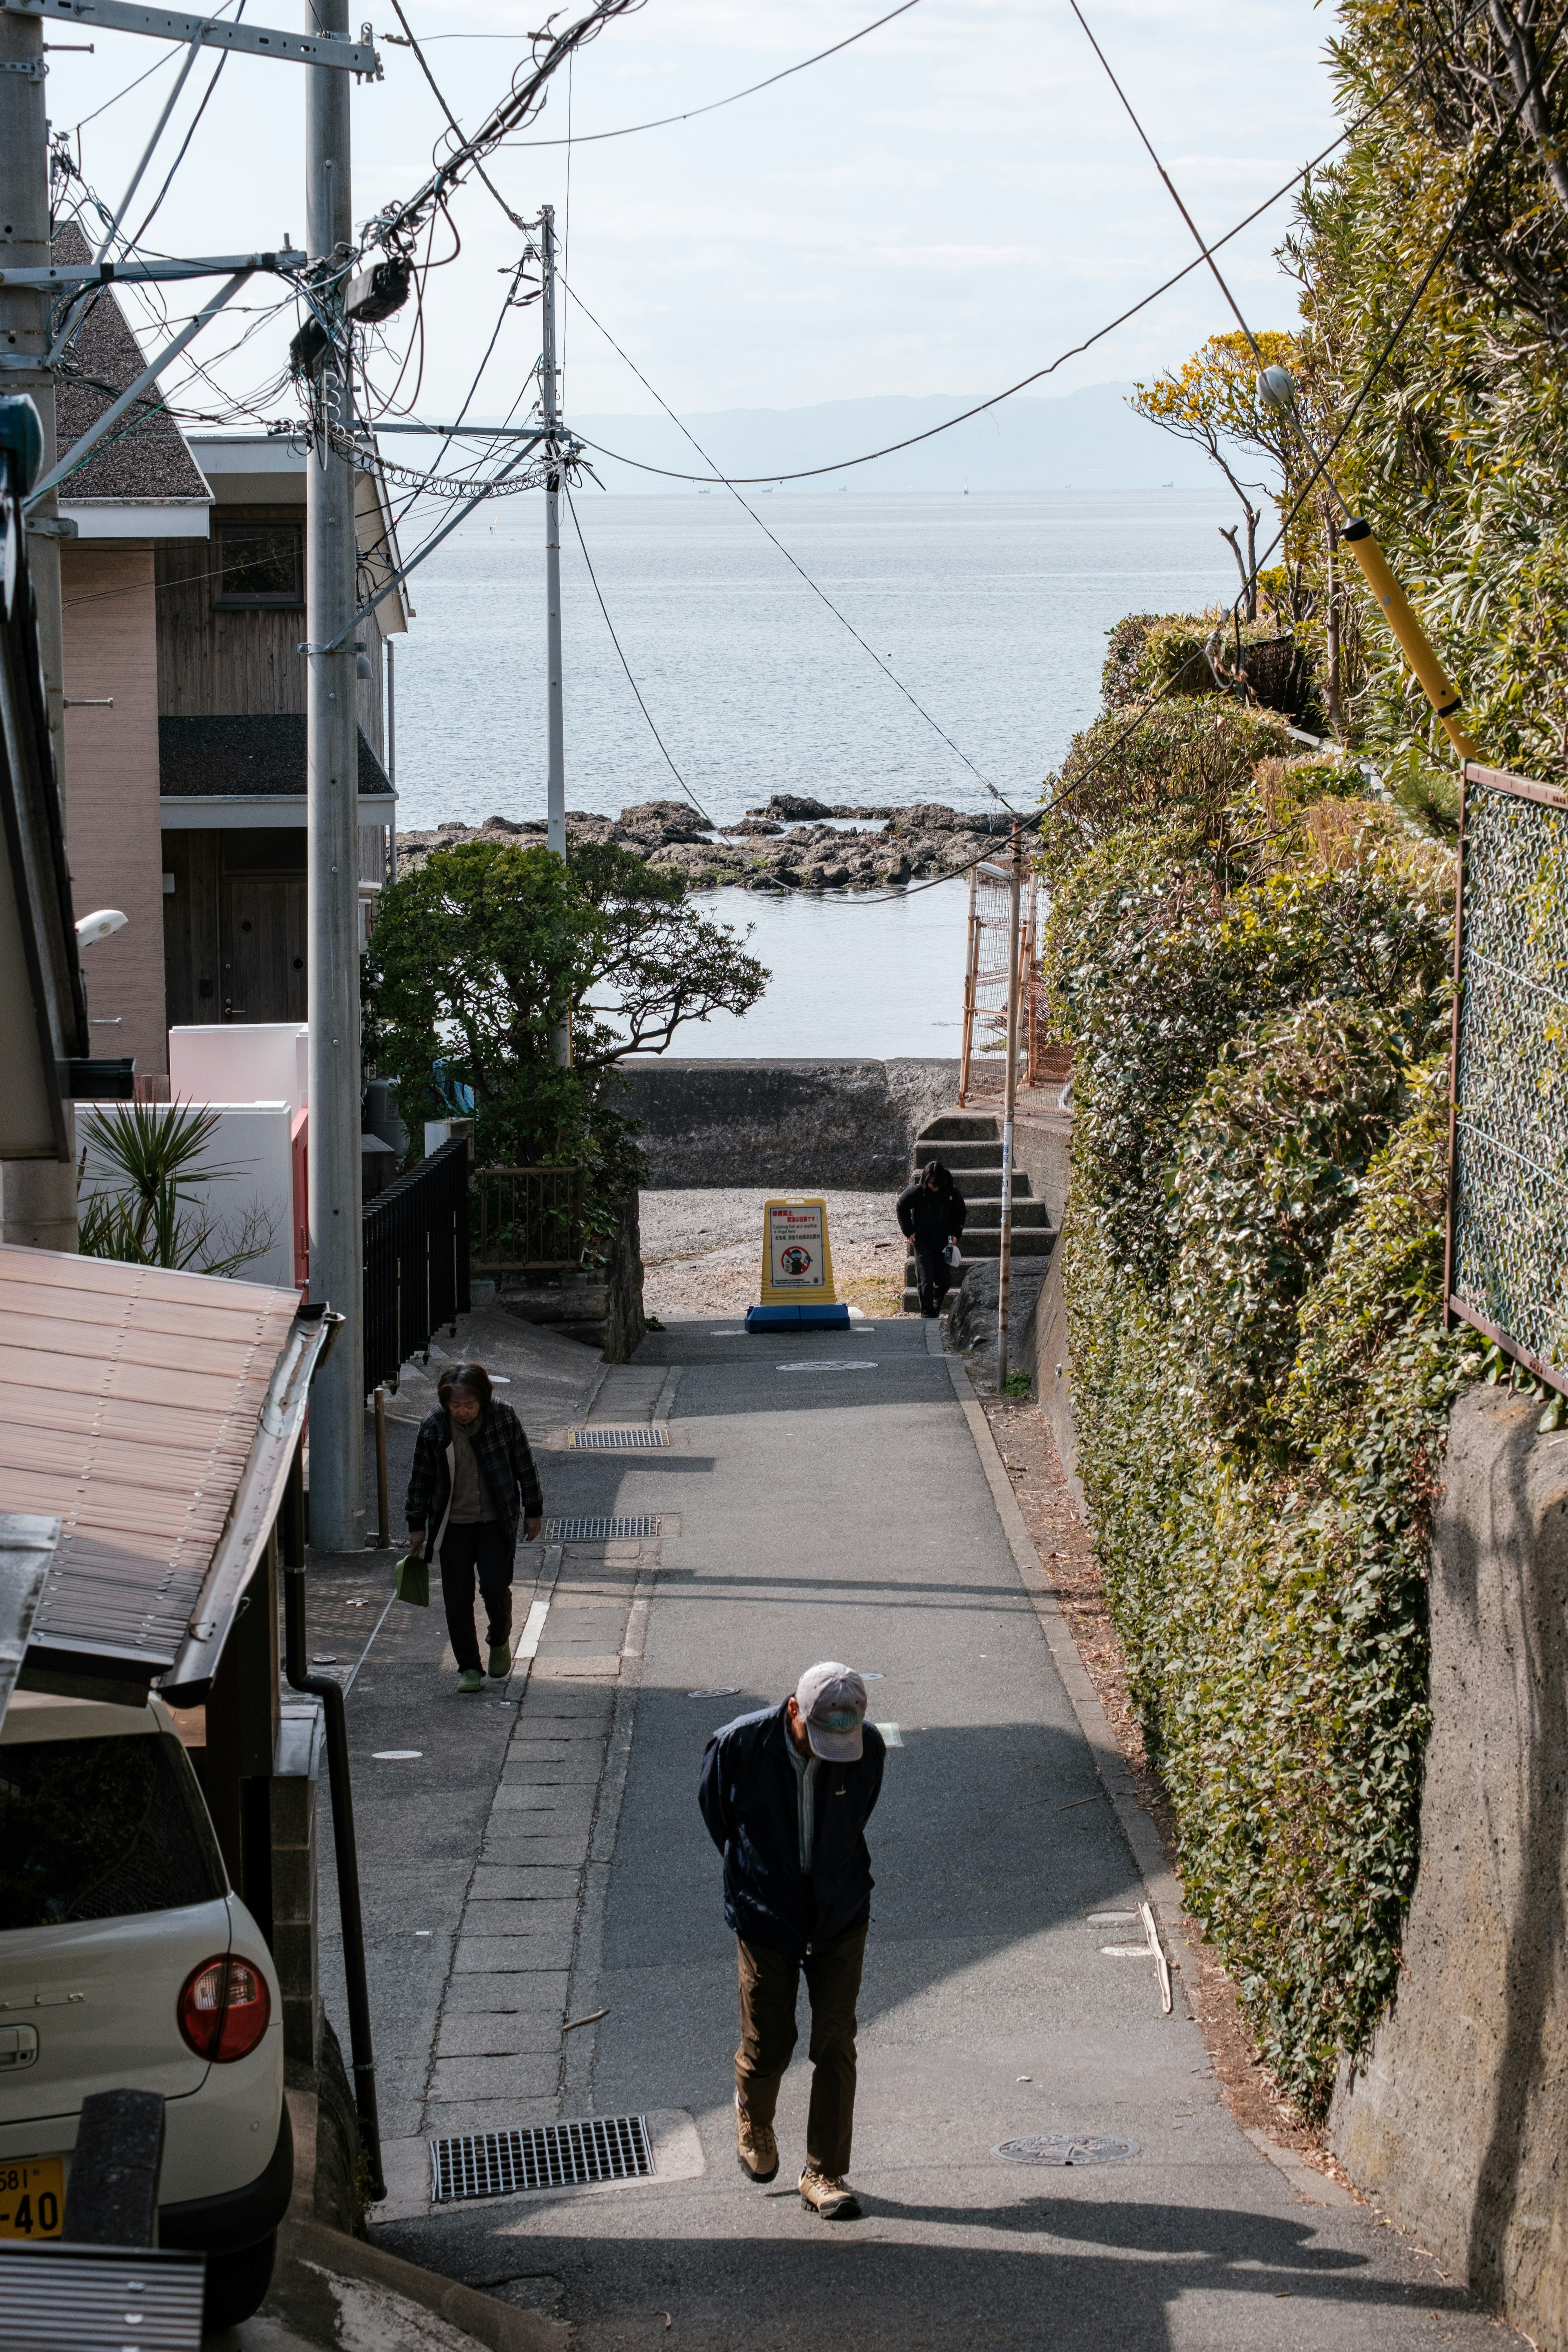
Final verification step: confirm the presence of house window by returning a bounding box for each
[214,523,303,608]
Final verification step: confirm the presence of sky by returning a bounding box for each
[48,0,1344,443]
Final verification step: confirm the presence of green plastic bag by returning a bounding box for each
[394,1549,429,1608]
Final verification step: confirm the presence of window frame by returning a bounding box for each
[212,519,305,611]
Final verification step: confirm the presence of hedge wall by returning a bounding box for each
[1044,682,1488,2111]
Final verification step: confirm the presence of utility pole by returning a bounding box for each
[995,822,1024,1392]
[305,0,365,1549]
[538,204,572,1069]
[1,7,77,1250]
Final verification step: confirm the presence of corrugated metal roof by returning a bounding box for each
[0,1246,321,1694]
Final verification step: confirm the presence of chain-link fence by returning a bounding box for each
[1448,762,1568,1389]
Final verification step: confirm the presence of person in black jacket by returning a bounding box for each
[699,1662,885,2220]
[404,1363,543,1694]
[896,1158,967,1318]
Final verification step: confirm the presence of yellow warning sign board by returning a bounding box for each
[759,1197,837,1305]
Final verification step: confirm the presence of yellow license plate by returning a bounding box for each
[0,2158,64,2239]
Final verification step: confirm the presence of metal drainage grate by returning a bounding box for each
[995,2133,1139,2167]
[568,1426,670,1450]
[546,1516,662,1541]
[431,2115,653,2203]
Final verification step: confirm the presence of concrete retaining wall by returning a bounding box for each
[618,1058,961,1191]
[1330,1385,1568,2346]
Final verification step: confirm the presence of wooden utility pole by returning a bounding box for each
[996,821,1024,1390]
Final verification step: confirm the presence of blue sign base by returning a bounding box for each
[745,1302,852,1333]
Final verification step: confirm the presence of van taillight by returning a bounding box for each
[176,1956,270,2062]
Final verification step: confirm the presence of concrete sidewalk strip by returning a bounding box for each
[436,2011,565,2058]
[441,1971,570,2015]
[428,2054,560,2102]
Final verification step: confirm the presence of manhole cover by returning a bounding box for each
[994,2134,1139,2167]
[568,1427,670,1449]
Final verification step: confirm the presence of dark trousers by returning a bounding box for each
[913,1242,953,1316]
[735,1919,868,2180]
[439,1521,514,1671]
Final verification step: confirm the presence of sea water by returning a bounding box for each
[391,487,1240,1056]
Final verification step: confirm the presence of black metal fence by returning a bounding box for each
[472,1165,583,1273]
[1447,760,1568,1391]
[363,1137,470,1394]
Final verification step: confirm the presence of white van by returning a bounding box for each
[0,1688,290,2330]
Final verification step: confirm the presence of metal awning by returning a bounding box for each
[0,1246,333,1703]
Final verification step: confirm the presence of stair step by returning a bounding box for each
[946,1174,1034,1201]
[909,1141,1004,1171]
[904,1231,1056,1272]
[918,1114,999,1141]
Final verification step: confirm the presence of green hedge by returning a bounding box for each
[1046,737,1487,2111]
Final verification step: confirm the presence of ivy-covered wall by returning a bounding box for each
[1043,671,1490,2112]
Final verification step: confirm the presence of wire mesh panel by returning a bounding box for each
[958,863,1038,1104]
[1449,764,1568,1390]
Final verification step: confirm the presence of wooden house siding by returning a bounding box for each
[61,543,170,1078]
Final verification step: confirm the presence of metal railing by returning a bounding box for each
[362,1136,470,1393]
[1446,760,1568,1391]
[472,1165,583,1273]
[958,862,1041,1105]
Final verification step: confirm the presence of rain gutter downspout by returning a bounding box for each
[280,1438,385,2201]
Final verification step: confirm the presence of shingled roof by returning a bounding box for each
[159,714,392,797]
[51,219,213,507]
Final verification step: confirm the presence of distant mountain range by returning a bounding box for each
[394,382,1232,496]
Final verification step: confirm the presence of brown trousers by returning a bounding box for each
[734,1919,868,2180]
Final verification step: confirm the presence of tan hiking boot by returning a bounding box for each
[799,2168,861,2220]
[735,2101,778,2184]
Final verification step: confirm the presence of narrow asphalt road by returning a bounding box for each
[314,1308,1513,2352]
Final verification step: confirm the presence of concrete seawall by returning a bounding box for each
[617,1057,962,1191]
[1330,1385,1568,2347]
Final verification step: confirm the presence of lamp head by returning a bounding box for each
[1257,365,1298,412]
[75,908,128,946]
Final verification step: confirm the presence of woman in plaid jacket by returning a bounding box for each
[405,1362,544,1693]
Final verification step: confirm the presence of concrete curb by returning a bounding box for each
[279,2214,570,2350]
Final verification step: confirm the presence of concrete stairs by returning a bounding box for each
[901,1111,1056,1312]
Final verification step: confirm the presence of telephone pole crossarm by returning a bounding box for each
[0,0,376,71]
[0,249,307,288]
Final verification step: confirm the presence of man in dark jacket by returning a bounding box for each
[405,1363,543,1694]
[699,1663,885,2220]
[896,1159,967,1318]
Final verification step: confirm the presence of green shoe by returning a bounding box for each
[487,1643,513,1679]
[457,1667,484,1694]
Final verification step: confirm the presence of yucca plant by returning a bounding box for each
[78,1101,276,1275]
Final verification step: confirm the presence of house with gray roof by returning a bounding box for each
[51,221,410,1067]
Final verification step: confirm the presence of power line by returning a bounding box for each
[562,270,1022,815]
[563,481,716,831]
[569,152,1336,488]
[500,0,924,148]
[553,0,1503,493]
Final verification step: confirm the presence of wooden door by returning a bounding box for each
[221,877,307,1023]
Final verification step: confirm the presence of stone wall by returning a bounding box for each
[1330,1386,1568,2348]
[618,1058,962,1191]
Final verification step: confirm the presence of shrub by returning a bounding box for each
[1045,685,1477,2112]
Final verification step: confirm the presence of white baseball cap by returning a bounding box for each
[794,1661,868,1761]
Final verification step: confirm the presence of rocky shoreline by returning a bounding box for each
[395,794,1015,892]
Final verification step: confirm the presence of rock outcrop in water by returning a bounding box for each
[396,796,1014,891]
